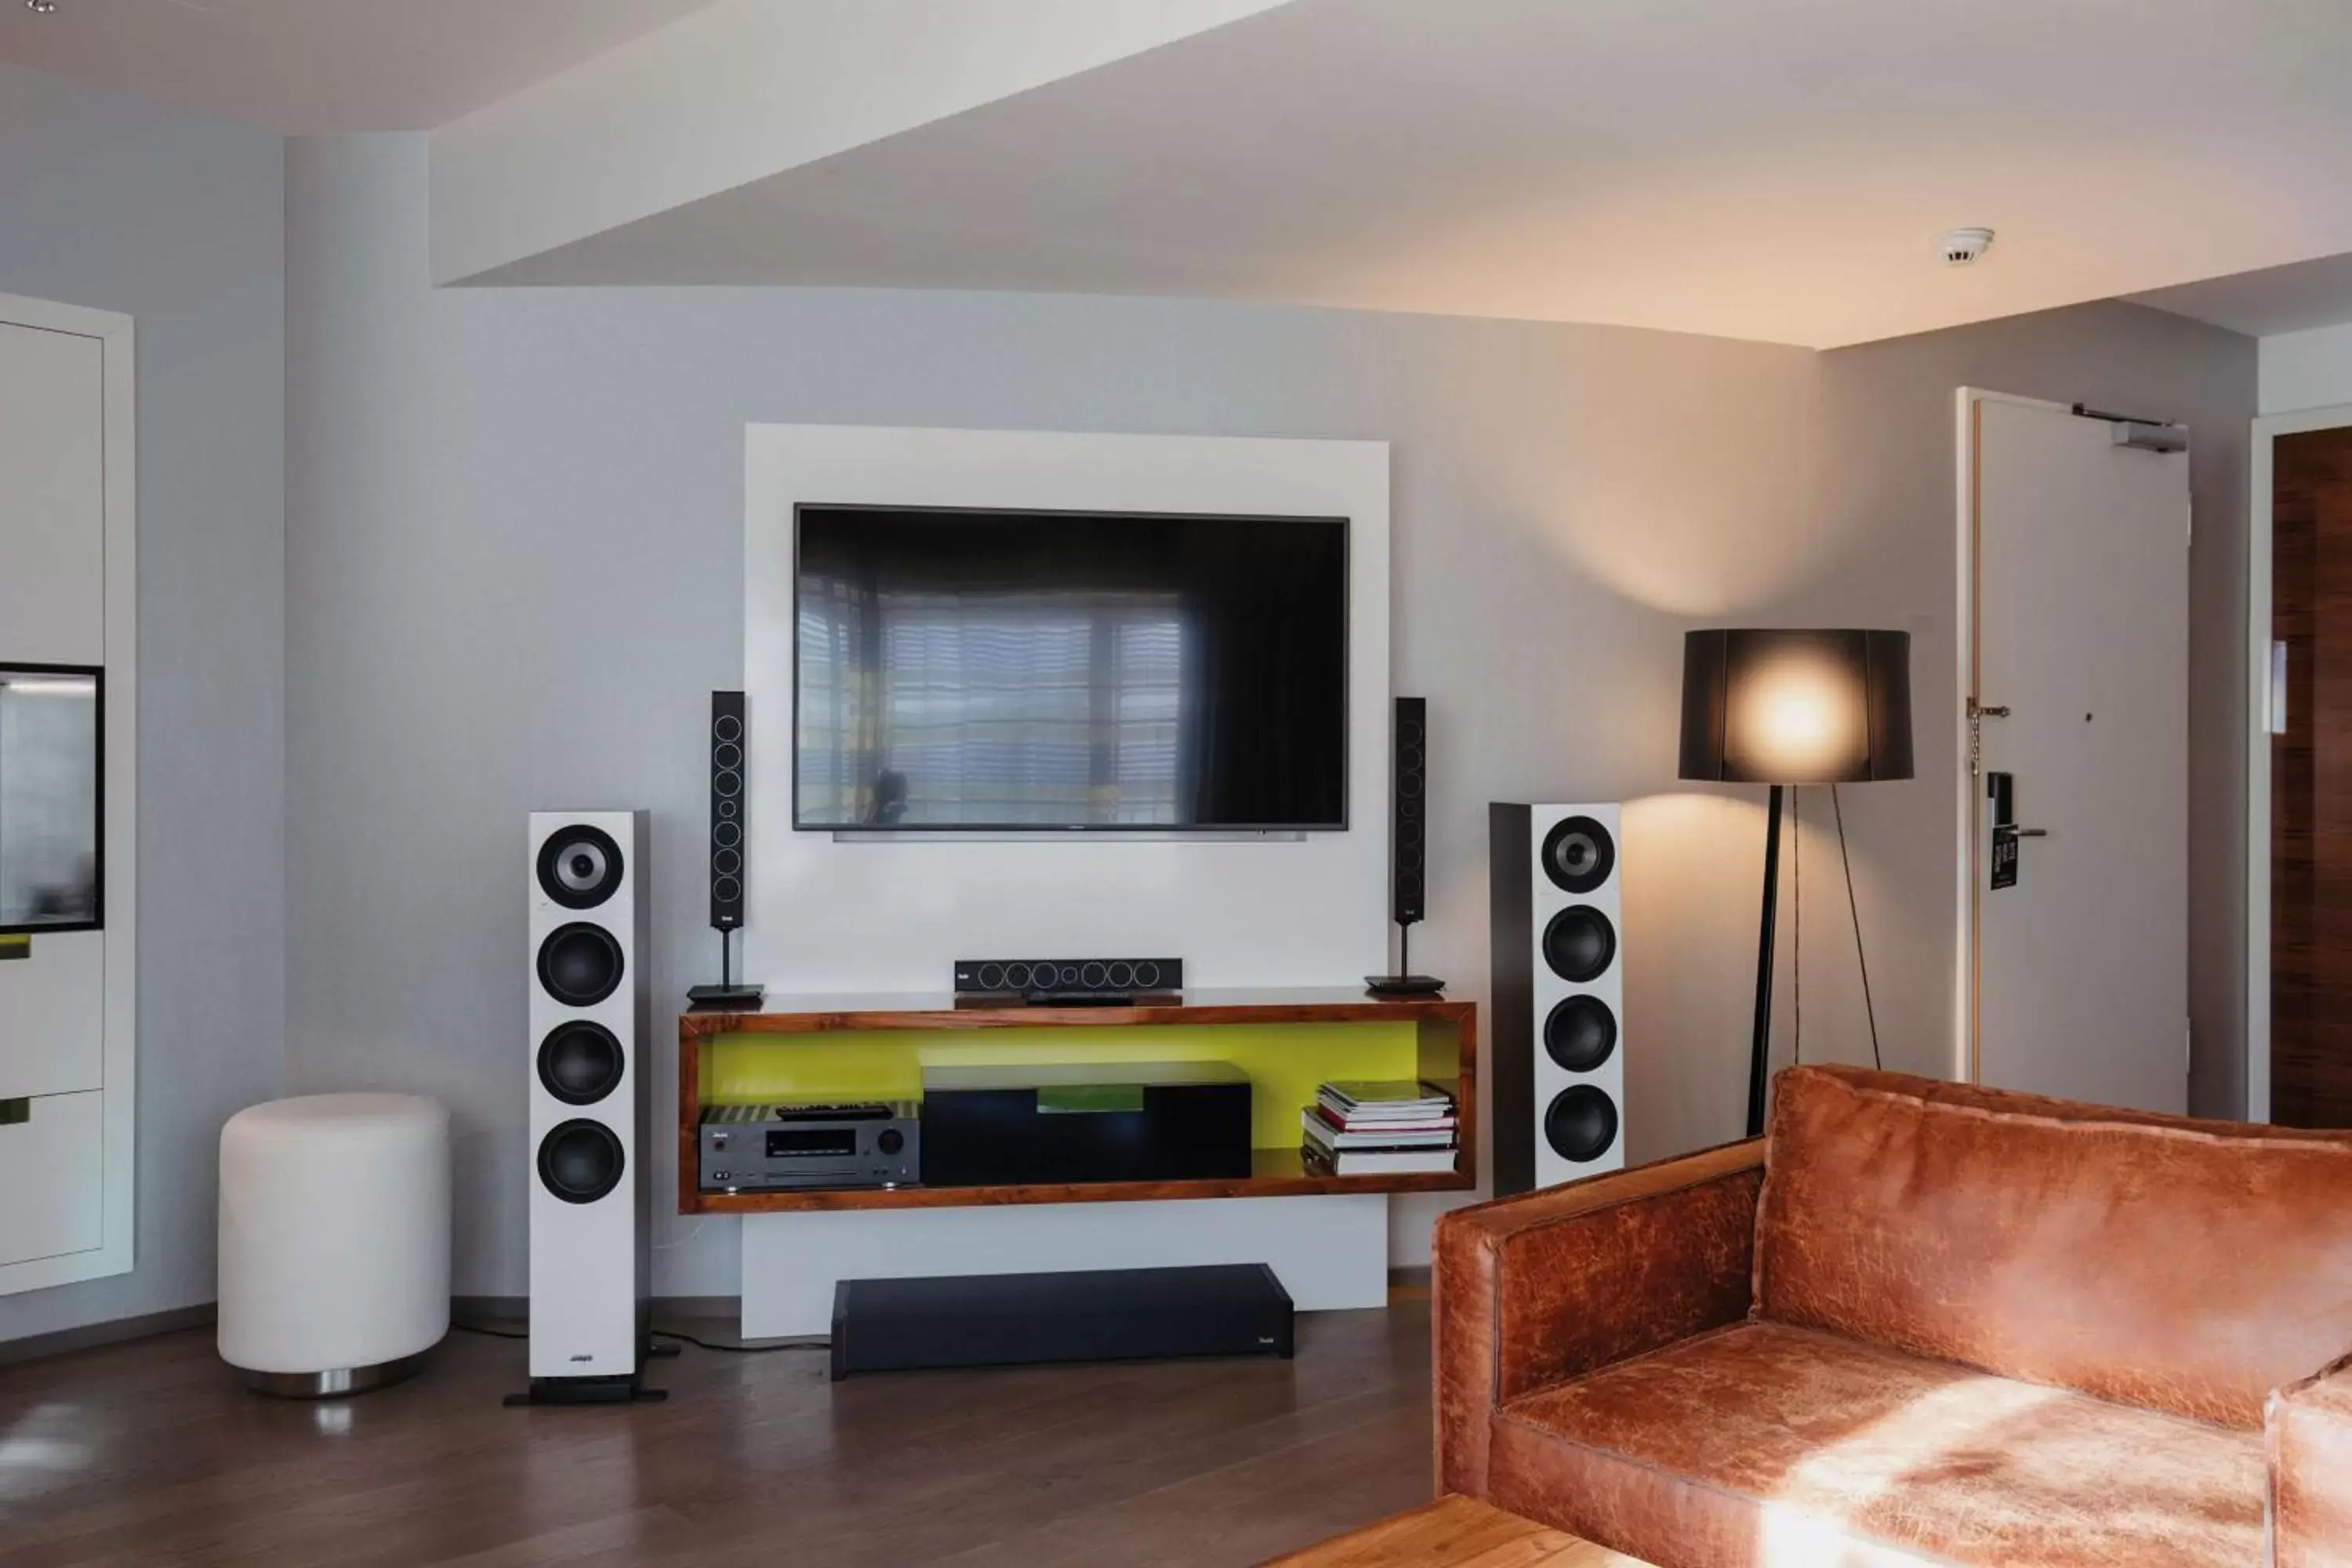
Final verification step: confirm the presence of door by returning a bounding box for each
[2267,425,2352,1127]
[1968,394,2189,1112]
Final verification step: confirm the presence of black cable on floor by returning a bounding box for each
[452,1321,527,1341]
[650,1329,830,1356]
[452,1321,828,1355]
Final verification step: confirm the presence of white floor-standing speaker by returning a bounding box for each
[1490,804,1626,1195]
[514,810,665,1405]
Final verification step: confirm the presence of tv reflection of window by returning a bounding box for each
[0,667,102,931]
[800,588,1185,828]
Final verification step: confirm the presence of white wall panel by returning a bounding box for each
[741,425,1389,993]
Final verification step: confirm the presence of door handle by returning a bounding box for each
[2270,640,2290,735]
[2014,828,2049,839]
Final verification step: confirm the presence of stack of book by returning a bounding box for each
[1300,1080,1458,1176]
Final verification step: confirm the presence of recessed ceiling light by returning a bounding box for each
[26,0,57,12]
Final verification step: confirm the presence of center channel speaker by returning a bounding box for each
[521,810,658,1403]
[1490,803,1625,1195]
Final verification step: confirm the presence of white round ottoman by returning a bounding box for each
[218,1094,450,1396]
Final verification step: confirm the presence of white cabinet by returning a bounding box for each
[0,322,104,665]
[0,292,134,1297]
[0,1091,104,1269]
[0,930,103,1098]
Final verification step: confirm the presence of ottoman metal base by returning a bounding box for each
[237,1349,430,1399]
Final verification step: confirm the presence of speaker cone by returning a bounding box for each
[713,713,742,744]
[536,825,624,909]
[1081,961,1109,988]
[713,742,743,775]
[1544,995,1618,1073]
[538,1120,626,1203]
[538,1022,624,1105]
[1544,1086,1619,1163]
[1541,815,1615,895]
[538,923,625,1007]
[1542,906,1617,983]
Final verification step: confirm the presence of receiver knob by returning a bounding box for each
[877,1128,905,1156]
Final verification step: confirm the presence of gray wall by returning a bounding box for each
[278,137,2257,1299]
[1803,308,2256,1116]
[0,64,286,1340]
[286,134,1827,1290]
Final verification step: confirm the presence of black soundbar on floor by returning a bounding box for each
[829,1263,1294,1380]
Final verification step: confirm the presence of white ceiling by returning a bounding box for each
[2129,254,2352,339]
[13,0,2352,347]
[0,0,720,133]
[466,0,2352,348]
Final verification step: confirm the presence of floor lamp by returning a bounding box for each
[1679,629,1914,1137]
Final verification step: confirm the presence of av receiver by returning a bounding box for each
[953,956,1183,1003]
[698,1101,919,1192]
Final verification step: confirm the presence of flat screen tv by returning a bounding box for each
[0,663,103,933]
[794,504,1348,832]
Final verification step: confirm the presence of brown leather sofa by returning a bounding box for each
[1434,1063,2352,1567]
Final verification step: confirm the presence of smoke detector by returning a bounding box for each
[1940,227,1994,267]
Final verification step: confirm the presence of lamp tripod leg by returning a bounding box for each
[1747,784,1784,1138]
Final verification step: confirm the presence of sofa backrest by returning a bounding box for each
[1753,1064,2352,1428]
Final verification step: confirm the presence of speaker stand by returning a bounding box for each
[503,1338,677,1407]
[1365,922,1445,997]
[688,929,764,1011]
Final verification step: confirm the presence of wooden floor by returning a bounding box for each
[0,1299,1438,1567]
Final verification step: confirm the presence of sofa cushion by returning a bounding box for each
[1755,1064,2352,1428]
[1485,1321,2263,1568]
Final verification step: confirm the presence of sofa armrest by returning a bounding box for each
[2271,1351,2352,1568]
[1431,1138,1765,1497]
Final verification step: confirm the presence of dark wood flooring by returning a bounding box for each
[0,1298,1436,1567]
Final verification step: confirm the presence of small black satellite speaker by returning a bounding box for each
[1367,697,1443,996]
[1392,696,1427,926]
[709,691,746,931]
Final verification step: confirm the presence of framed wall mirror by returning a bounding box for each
[0,662,103,934]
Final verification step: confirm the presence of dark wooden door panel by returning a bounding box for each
[2273,430,2352,1128]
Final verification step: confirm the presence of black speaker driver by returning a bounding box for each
[537,1022,624,1105]
[713,742,743,774]
[538,1120,626,1204]
[538,922,625,1007]
[1541,815,1615,894]
[1544,995,1618,1073]
[1542,906,1617,983]
[536,825,624,909]
[1544,1085,1619,1163]
[713,713,742,744]
[712,874,741,905]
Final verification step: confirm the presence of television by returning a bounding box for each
[0,663,103,933]
[793,504,1348,832]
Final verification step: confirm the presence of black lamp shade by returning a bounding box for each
[1679,630,1913,785]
